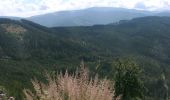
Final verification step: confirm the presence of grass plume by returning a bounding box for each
[24,62,118,100]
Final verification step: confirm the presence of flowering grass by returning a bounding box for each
[23,63,118,100]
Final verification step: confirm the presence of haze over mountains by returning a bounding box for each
[27,7,170,27]
[1,7,170,27]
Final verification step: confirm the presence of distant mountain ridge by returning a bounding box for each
[27,7,170,27]
[0,16,21,20]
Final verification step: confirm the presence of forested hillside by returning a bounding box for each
[0,18,90,99]
[52,17,170,100]
[0,16,170,99]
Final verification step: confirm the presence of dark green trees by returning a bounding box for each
[114,59,145,100]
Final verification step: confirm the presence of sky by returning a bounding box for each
[0,0,170,17]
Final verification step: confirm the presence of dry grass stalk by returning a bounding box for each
[24,64,117,100]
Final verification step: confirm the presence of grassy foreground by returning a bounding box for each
[23,63,120,100]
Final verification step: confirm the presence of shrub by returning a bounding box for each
[113,59,145,100]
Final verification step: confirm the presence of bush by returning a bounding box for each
[113,59,145,100]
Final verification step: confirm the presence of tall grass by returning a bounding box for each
[24,63,119,100]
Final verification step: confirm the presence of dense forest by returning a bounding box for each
[0,16,170,99]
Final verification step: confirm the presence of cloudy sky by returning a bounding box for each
[0,0,170,17]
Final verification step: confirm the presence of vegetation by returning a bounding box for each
[0,86,15,100]
[23,62,116,100]
[113,59,145,100]
[0,17,170,99]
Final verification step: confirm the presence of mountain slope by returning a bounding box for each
[0,18,91,99]
[28,7,153,27]
[1,17,170,99]
[52,16,170,61]
[51,16,170,100]
[0,18,91,60]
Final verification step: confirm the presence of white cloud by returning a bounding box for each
[0,0,170,17]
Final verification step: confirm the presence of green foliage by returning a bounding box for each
[113,59,145,100]
[0,17,170,99]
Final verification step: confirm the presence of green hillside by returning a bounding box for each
[0,17,170,99]
[0,18,89,99]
